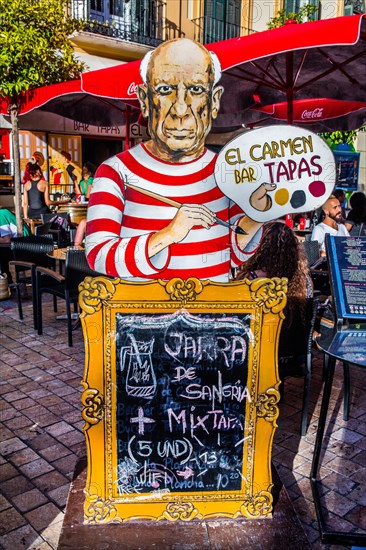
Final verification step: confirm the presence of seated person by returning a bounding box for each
[311,196,349,256]
[74,162,96,200]
[73,218,86,247]
[346,191,366,235]
[23,165,69,219]
[0,208,30,284]
[235,221,313,329]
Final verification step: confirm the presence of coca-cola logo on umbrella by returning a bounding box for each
[301,108,324,119]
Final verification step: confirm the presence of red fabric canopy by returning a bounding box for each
[1,14,365,132]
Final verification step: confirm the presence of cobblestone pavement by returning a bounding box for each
[0,289,365,549]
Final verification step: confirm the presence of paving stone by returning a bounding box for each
[11,488,48,512]
[38,395,64,407]
[57,429,85,446]
[28,539,54,549]
[325,456,363,477]
[345,504,366,530]
[25,502,61,532]
[0,406,20,422]
[0,462,19,482]
[44,421,74,437]
[0,494,11,512]
[40,510,65,548]
[18,458,55,479]
[331,427,363,445]
[47,483,70,508]
[5,415,34,431]
[321,472,358,495]
[0,436,27,457]
[52,453,79,478]
[1,475,35,498]
[38,443,71,462]
[0,424,15,441]
[0,507,26,535]
[321,491,357,516]
[0,524,40,550]
[32,470,69,493]
[27,433,58,451]
[347,484,366,506]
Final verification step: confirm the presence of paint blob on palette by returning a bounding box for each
[215,125,335,223]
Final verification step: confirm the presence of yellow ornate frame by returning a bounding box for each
[80,276,287,524]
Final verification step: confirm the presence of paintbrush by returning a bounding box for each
[124,182,247,235]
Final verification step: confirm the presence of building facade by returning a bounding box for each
[0,0,365,206]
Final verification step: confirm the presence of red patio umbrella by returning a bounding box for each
[78,14,366,132]
[1,14,365,133]
[0,79,140,127]
[248,98,366,129]
[209,14,366,132]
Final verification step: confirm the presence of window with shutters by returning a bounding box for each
[203,0,241,43]
[344,0,365,15]
[284,0,319,18]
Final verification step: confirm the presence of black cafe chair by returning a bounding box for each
[35,222,52,237]
[36,249,105,347]
[41,212,71,248]
[278,297,319,436]
[302,240,330,297]
[9,235,56,330]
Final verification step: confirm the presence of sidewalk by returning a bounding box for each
[0,290,365,549]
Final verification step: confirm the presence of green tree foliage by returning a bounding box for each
[0,0,86,233]
[267,4,318,29]
[0,0,85,100]
[267,5,365,151]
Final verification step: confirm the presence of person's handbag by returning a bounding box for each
[0,273,11,300]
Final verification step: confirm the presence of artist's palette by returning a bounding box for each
[215,125,335,222]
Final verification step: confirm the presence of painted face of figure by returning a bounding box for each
[325,198,342,222]
[138,40,223,159]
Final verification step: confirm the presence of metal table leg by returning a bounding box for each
[310,353,366,546]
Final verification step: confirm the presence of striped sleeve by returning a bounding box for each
[85,161,170,278]
[228,201,263,267]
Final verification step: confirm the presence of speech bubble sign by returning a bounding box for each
[215,125,335,222]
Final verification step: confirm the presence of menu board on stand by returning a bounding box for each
[79,276,287,524]
[326,235,366,325]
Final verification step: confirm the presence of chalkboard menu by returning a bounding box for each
[326,235,366,321]
[115,310,249,495]
[79,276,287,523]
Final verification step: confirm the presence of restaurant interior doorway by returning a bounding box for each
[82,137,124,169]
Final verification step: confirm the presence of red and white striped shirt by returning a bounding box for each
[86,144,261,282]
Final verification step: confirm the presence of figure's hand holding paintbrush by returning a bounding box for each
[122,182,269,260]
[124,181,247,236]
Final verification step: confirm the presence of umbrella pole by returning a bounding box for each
[125,105,130,151]
[286,52,294,125]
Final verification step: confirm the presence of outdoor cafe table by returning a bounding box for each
[46,246,84,322]
[311,326,366,546]
[57,203,88,225]
[47,245,84,261]
[24,218,42,235]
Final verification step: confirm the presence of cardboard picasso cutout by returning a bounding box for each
[81,39,334,524]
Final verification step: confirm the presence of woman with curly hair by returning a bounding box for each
[235,221,313,328]
[346,191,366,234]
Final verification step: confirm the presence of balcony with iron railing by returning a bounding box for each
[192,15,255,44]
[68,0,165,48]
[344,0,365,14]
